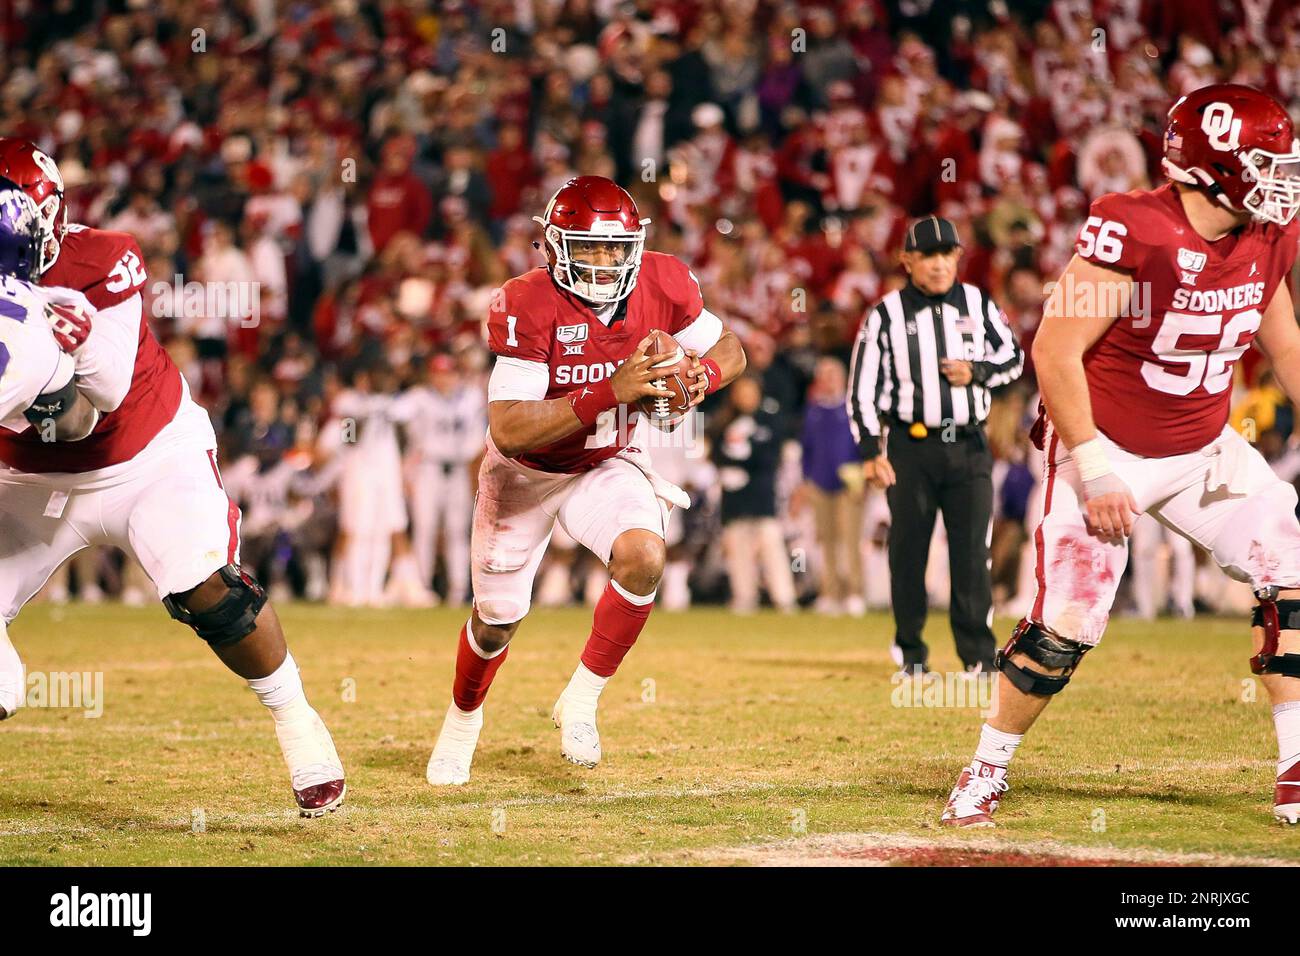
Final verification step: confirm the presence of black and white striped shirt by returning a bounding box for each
[847,281,1023,459]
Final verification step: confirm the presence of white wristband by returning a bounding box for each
[1070,437,1112,482]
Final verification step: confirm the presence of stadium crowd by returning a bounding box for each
[3,0,1299,617]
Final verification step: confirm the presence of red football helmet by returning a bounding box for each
[0,138,66,276]
[533,176,649,304]
[1163,83,1300,226]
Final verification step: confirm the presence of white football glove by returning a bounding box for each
[39,287,96,354]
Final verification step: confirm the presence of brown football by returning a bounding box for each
[636,329,695,422]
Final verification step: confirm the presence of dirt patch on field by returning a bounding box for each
[684,832,1292,867]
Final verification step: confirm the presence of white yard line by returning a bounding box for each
[0,780,846,835]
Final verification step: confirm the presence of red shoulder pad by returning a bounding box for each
[1075,191,1172,273]
[487,270,553,363]
[43,227,148,310]
[640,252,703,332]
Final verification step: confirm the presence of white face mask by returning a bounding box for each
[1241,140,1300,226]
[23,148,65,276]
[33,190,62,276]
[542,224,646,304]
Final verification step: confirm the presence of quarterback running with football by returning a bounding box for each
[0,140,345,816]
[942,84,1300,827]
[426,176,745,784]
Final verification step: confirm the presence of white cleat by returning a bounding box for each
[551,695,601,768]
[427,702,483,786]
[941,760,1009,828]
[426,756,470,786]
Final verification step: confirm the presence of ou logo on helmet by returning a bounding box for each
[1202,102,1242,151]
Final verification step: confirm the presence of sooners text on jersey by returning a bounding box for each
[488,251,702,473]
[0,225,183,472]
[1074,182,1300,457]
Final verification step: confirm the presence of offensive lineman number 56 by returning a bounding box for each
[1076,216,1261,398]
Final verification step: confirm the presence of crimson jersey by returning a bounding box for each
[0,225,184,473]
[1074,183,1300,457]
[489,251,704,473]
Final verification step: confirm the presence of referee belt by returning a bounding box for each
[889,417,985,441]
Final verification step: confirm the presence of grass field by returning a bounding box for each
[0,602,1296,866]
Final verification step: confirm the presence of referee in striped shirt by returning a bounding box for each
[847,215,1024,674]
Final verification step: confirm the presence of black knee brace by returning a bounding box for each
[1251,588,1300,677]
[994,620,1091,696]
[163,564,267,648]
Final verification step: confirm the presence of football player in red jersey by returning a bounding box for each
[0,139,345,817]
[426,176,746,784]
[942,85,1300,827]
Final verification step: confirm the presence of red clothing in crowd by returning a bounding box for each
[485,144,537,221]
[367,172,433,252]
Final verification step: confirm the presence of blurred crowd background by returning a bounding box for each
[4,0,1299,617]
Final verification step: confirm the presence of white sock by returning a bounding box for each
[440,700,484,737]
[0,620,23,716]
[429,701,483,780]
[249,653,341,786]
[248,651,307,718]
[560,662,607,717]
[1275,701,1300,775]
[974,723,1023,768]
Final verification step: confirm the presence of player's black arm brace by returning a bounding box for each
[24,378,101,442]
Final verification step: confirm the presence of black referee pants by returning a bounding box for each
[885,426,996,671]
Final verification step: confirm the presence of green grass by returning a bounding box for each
[0,602,1294,865]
